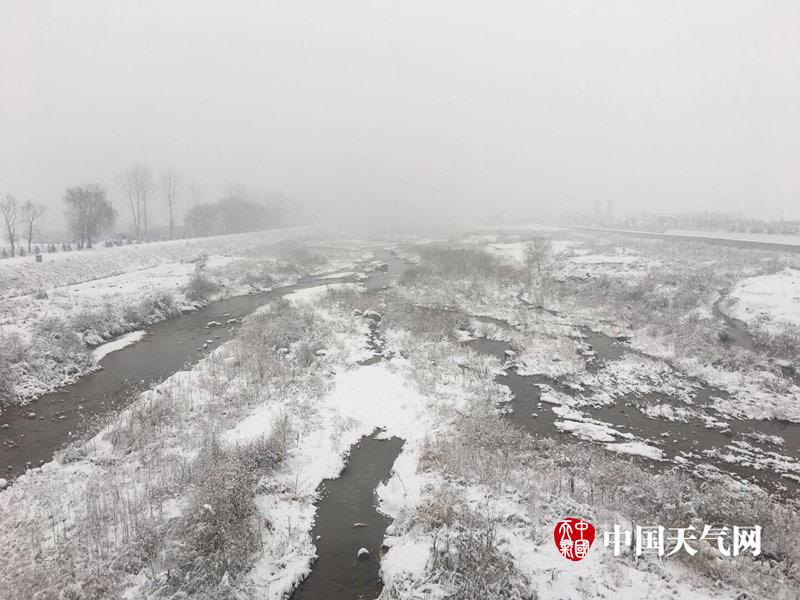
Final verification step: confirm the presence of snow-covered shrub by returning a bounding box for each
[117,291,178,327]
[108,392,178,452]
[414,484,460,530]
[70,304,117,339]
[238,263,277,289]
[141,290,179,318]
[423,400,530,488]
[752,322,800,363]
[168,427,291,595]
[237,300,330,362]
[0,329,27,363]
[325,285,374,314]
[428,507,535,600]
[768,504,800,580]
[380,293,467,342]
[0,349,15,405]
[0,330,32,405]
[273,242,325,276]
[184,267,220,302]
[415,244,521,283]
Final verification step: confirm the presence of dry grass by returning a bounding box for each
[184,267,221,302]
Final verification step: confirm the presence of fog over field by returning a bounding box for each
[2,3,800,600]
[2,0,799,230]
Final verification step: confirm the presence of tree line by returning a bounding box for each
[1,165,293,257]
[0,196,46,257]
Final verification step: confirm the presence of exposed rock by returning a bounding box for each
[357,547,370,561]
[0,478,7,490]
[206,321,222,328]
[363,310,382,321]
[352,522,368,528]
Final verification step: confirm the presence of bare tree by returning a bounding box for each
[64,184,116,248]
[119,164,154,241]
[160,168,181,239]
[189,183,202,209]
[524,236,552,276]
[524,236,553,307]
[21,200,46,253]
[0,194,19,257]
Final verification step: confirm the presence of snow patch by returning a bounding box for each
[91,330,147,362]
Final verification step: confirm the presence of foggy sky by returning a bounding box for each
[1,1,799,230]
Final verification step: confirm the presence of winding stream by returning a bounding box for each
[0,247,412,600]
[0,270,370,476]
[291,435,404,600]
[712,290,755,352]
[3,245,797,598]
[466,322,800,496]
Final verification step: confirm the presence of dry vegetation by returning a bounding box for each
[3,236,799,599]
[0,239,340,406]
[0,299,337,600]
[381,238,800,598]
[558,235,800,368]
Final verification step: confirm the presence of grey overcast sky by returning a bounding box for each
[1,0,799,229]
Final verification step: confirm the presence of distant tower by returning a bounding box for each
[606,199,613,220]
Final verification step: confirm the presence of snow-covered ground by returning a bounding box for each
[664,229,800,247]
[2,279,768,599]
[573,225,800,248]
[722,268,800,328]
[91,330,147,361]
[2,233,797,599]
[0,227,316,300]
[0,227,373,403]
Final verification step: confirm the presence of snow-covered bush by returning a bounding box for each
[272,241,325,275]
[422,400,530,489]
[184,267,220,302]
[380,292,467,342]
[427,507,535,600]
[0,347,15,405]
[174,430,290,593]
[752,322,800,363]
[415,245,521,283]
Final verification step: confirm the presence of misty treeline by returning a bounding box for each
[184,184,288,237]
[1,165,298,258]
[117,166,292,242]
[0,194,47,258]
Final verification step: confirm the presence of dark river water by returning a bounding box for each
[466,321,800,497]
[0,249,411,600]
[292,253,408,600]
[0,269,373,476]
[291,435,404,600]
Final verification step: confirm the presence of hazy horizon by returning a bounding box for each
[2,0,799,232]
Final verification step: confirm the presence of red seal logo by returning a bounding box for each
[554,517,595,561]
